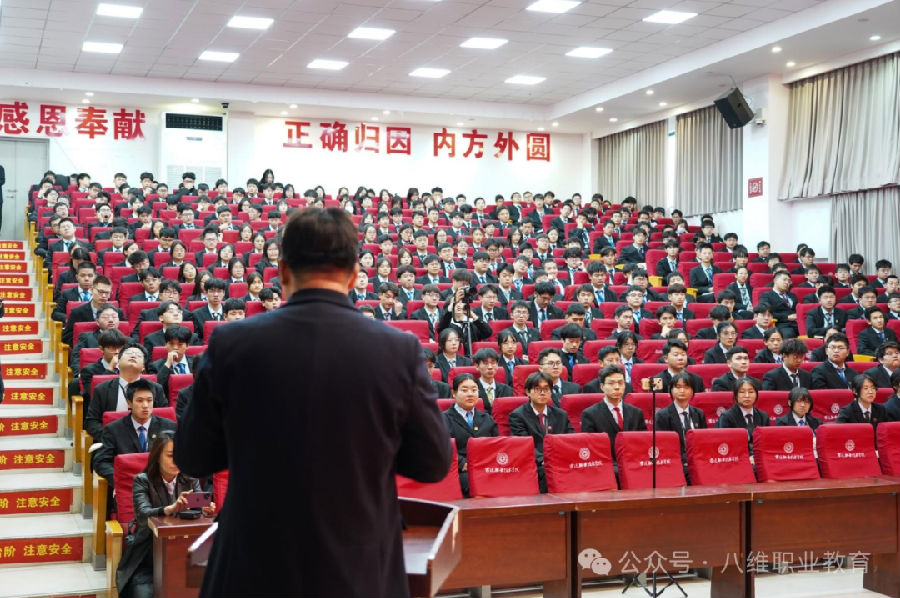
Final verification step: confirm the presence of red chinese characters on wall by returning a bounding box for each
[0,101,147,140]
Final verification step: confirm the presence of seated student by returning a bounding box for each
[435,327,472,383]
[716,377,769,452]
[586,261,617,304]
[443,373,499,497]
[409,284,444,340]
[655,340,705,393]
[438,287,491,347]
[666,283,696,322]
[148,325,195,396]
[472,284,509,322]
[143,301,202,354]
[754,328,784,364]
[846,286,879,320]
[536,347,581,406]
[617,226,649,265]
[725,265,755,316]
[555,324,590,379]
[620,267,664,302]
[694,305,733,340]
[650,305,680,339]
[775,387,822,430]
[194,227,221,267]
[794,264,822,289]
[615,330,643,385]
[805,286,848,338]
[501,301,541,352]
[92,378,177,483]
[658,329,698,365]
[509,371,574,493]
[71,304,122,370]
[391,265,419,306]
[52,261,97,323]
[811,333,853,390]
[77,329,128,405]
[259,287,281,312]
[760,271,799,339]
[872,259,894,288]
[190,278,228,339]
[583,346,634,394]
[689,243,722,302]
[496,330,526,382]
[581,365,646,452]
[741,305,774,339]
[551,304,597,341]
[115,430,215,598]
[884,370,900,421]
[591,219,618,254]
[573,284,603,325]
[877,275,899,302]
[494,264,523,307]
[527,281,564,327]
[654,370,707,468]
[857,306,899,357]
[655,239,682,282]
[222,297,245,321]
[243,272,265,303]
[838,273,869,307]
[372,282,405,320]
[62,276,120,346]
[703,322,738,364]
[837,372,890,429]
[864,341,899,388]
[472,348,513,414]
[422,348,451,398]
[711,346,760,391]
[607,305,643,341]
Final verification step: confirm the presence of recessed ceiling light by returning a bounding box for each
[307,58,348,70]
[645,89,654,95]
[96,3,143,18]
[658,102,667,107]
[348,27,395,40]
[371,116,379,121]
[456,122,464,126]
[643,10,697,24]
[505,74,545,85]
[527,0,580,14]
[409,67,450,78]
[609,117,618,122]
[81,98,90,103]
[551,121,559,127]
[191,98,199,103]
[566,47,612,59]
[382,110,390,115]
[869,34,881,41]
[199,50,239,62]
[289,104,297,109]
[537,127,545,131]
[84,92,94,97]
[460,37,508,49]
[771,46,782,53]
[280,111,287,116]
[595,106,604,113]
[82,41,123,54]
[785,61,795,67]
[227,16,274,30]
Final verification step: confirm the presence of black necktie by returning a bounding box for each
[682,410,691,431]
[863,411,871,423]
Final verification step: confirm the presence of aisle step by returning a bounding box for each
[0,319,43,337]
[0,437,73,473]
[1,360,54,382]
[0,472,81,516]
[0,337,49,358]
[2,382,61,408]
[0,513,92,565]
[0,287,34,302]
[0,407,66,438]
[0,562,104,598]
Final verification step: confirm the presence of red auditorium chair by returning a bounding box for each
[397,439,463,501]
[383,320,431,343]
[809,389,854,424]
[589,318,618,339]
[528,340,563,363]
[635,340,667,363]
[876,422,900,475]
[490,396,528,436]
[752,426,819,482]
[113,453,150,522]
[204,320,226,339]
[755,391,791,421]
[543,433,618,493]
[845,320,869,353]
[685,428,756,485]
[486,319,517,341]
[540,319,568,340]
[629,364,663,391]
[688,364,730,389]
[213,470,230,510]
[580,340,616,361]
[466,436,539,498]
[690,393,733,427]
[614,431,686,489]
[638,318,682,339]
[626,393,668,429]
[167,374,194,408]
[559,394,602,433]
[571,363,601,387]
[815,423,882,478]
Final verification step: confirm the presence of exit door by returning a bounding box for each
[0,138,49,240]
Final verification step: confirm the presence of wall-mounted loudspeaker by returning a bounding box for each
[714,88,754,129]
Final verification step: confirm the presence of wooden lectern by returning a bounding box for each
[182,498,460,597]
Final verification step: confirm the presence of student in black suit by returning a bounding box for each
[555,324,590,379]
[443,374,499,496]
[422,349,451,398]
[754,328,785,364]
[655,240,682,282]
[805,286,848,338]
[762,338,813,390]
[711,346,760,391]
[760,271,799,338]
[655,340,705,393]
[857,307,899,357]
[372,282,407,321]
[703,322,737,364]
[190,278,228,341]
[435,327,473,382]
[694,305,732,341]
[836,371,890,430]
[537,347,581,407]
[70,304,123,372]
[84,343,168,442]
[811,333,853,390]
[581,365,647,453]
[409,284,445,341]
[473,285,509,322]
[473,349,513,414]
[75,329,127,404]
[775,387,822,430]
[91,379,177,482]
[503,301,541,353]
[617,227,649,265]
[349,272,378,303]
[715,377,769,452]
[846,287,879,320]
[527,281,564,329]
[885,370,900,421]
[591,220,618,254]
[509,371,574,493]
[494,264,524,307]
[497,330,526,385]
[689,243,721,301]
[148,326,195,397]
[175,208,450,597]
[864,341,900,388]
[654,371,708,464]
[141,302,202,353]
[726,267,755,315]
[62,276,118,347]
[582,346,635,394]
[741,305,774,340]
[52,262,97,322]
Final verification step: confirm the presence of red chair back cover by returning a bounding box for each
[383,320,431,343]
[689,393,733,427]
[213,470,230,510]
[614,431,686,489]
[490,396,529,436]
[559,394,602,433]
[752,426,819,482]
[466,436,539,498]
[877,421,900,475]
[755,391,791,421]
[396,439,463,501]
[113,452,150,523]
[543,433,618,493]
[816,423,882,478]
[685,428,757,485]
[809,390,854,424]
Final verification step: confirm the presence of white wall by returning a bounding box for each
[227,113,590,202]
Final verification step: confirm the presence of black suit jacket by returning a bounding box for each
[711,372,761,392]
[805,306,849,338]
[502,326,540,352]
[528,303,564,329]
[689,264,722,295]
[753,348,779,364]
[581,400,646,451]
[92,414,176,481]
[495,287,523,307]
[775,412,822,431]
[811,362,853,390]
[131,307,197,340]
[84,377,168,441]
[349,289,378,303]
[582,379,634,395]
[884,394,900,421]
[759,290,799,331]
[62,302,124,347]
[53,286,88,322]
[741,326,767,340]
[655,258,680,281]
[174,288,450,597]
[864,365,894,389]
[434,353,472,383]
[477,380,513,414]
[142,328,202,354]
[472,306,509,322]
[715,405,769,442]
[149,356,196,396]
[836,399,890,429]
[593,235,618,253]
[191,305,225,340]
[695,327,717,340]
[703,344,728,364]
[409,307,445,340]
[618,244,648,265]
[654,403,707,451]
[509,403,573,466]
[856,327,899,357]
[500,356,526,387]
[761,366,812,391]
[726,282,755,312]
[71,330,103,371]
[443,408,498,473]
[78,359,116,402]
[591,286,618,305]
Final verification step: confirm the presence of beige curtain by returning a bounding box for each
[831,186,900,273]
[675,105,743,216]
[596,120,665,205]
[780,52,900,199]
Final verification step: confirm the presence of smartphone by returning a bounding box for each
[185,491,212,509]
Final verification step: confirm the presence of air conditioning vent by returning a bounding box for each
[165,113,223,131]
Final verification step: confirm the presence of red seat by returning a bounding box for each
[486,319,517,341]
[543,433,618,492]
[511,364,567,396]
[687,364,730,389]
[213,470,229,510]
[113,453,150,523]
[635,339,666,363]
[466,436,540,498]
[383,320,431,343]
[581,339,616,362]
[447,366,506,385]
[876,421,900,475]
[752,426,819,482]
[571,363,601,387]
[168,373,194,408]
[396,439,464,501]
[559,394,602,433]
[755,391,791,422]
[539,319,568,340]
[685,428,756,485]
[809,389,854,424]
[690,392,733,427]
[204,320,226,339]
[127,300,157,324]
[845,320,869,353]
[614,431,686,489]
[687,340,716,365]
[625,393,669,429]
[490,396,528,436]
[816,423,882,478]
[638,318,682,338]
[527,340,563,364]
[630,364,664,391]
[589,318,618,339]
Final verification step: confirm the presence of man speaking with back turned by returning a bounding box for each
[175,207,451,597]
